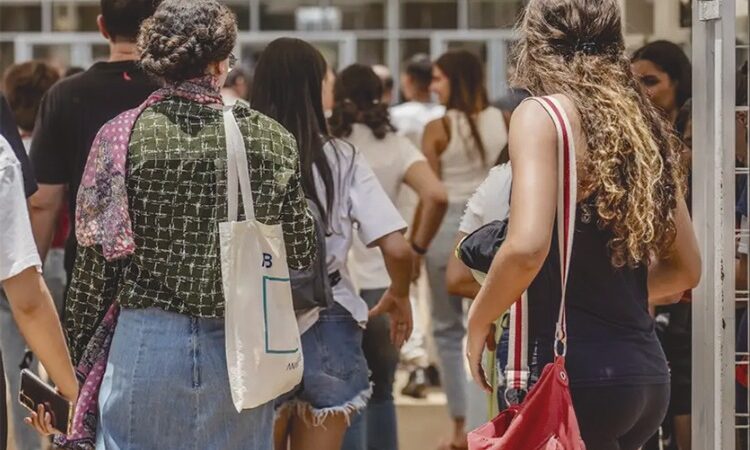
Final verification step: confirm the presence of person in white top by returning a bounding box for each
[447,163,512,299]
[422,49,508,450]
[330,64,448,450]
[251,38,413,450]
[0,135,78,437]
[390,55,447,396]
[3,60,70,449]
[391,54,446,150]
[372,64,394,105]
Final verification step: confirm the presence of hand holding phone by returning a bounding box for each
[19,369,73,435]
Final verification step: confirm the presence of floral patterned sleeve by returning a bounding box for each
[64,245,124,364]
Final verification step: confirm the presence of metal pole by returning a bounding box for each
[249,0,260,32]
[386,0,400,103]
[41,0,52,33]
[692,1,737,449]
[457,0,469,30]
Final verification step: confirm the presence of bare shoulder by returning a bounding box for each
[509,99,557,142]
[424,116,449,138]
[423,116,450,150]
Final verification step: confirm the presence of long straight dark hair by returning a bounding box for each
[251,37,334,225]
[435,50,490,165]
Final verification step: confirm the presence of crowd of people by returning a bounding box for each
[0,0,709,449]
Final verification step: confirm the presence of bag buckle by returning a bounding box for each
[503,387,529,406]
[554,325,567,357]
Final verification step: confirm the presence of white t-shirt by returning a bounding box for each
[0,135,41,282]
[298,138,407,332]
[459,163,513,234]
[390,101,446,149]
[347,124,426,290]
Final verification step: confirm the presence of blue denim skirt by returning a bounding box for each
[97,307,274,450]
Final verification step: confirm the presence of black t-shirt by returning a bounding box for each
[0,93,37,197]
[29,61,158,275]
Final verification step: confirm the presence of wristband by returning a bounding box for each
[411,242,428,255]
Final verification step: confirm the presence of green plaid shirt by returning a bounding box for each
[65,98,315,362]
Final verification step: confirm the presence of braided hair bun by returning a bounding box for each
[138,0,237,83]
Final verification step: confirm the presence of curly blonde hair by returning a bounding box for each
[512,0,685,267]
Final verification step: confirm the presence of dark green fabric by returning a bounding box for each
[65,98,315,363]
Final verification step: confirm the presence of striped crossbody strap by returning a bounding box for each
[504,96,578,399]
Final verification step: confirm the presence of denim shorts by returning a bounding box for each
[278,303,371,424]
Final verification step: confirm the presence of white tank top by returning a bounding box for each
[440,107,507,203]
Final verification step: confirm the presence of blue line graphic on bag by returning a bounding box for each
[262,253,273,268]
[262,275,298,354]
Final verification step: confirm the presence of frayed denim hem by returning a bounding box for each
[284,383,373,428]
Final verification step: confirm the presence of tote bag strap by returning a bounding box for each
[223,107,256,222]
[504,96,577,399]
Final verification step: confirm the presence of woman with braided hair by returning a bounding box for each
[62,1,317,448]
[465,1,701,449]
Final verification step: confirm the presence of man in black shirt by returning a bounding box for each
[29,0,160,282]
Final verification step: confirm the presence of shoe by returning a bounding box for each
[425,364,441,387]
[401,368,428,399]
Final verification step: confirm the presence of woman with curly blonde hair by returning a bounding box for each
[465,1,701,449]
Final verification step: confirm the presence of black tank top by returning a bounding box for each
[527,198,670,387]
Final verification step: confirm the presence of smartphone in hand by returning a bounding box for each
[19,369,73,434]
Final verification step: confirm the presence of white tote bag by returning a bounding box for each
[219,107,303,412]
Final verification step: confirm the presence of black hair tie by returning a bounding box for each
[576,41,599,55]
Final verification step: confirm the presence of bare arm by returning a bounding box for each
[29,184,65,261]
[421,118,449,175]
[404,161,448,250]
[2,267,77,401]
[465,101,558,391]
[467,102,558,331]
[369,231,414,347]
[647,197,701,299]
[446,233,481,299]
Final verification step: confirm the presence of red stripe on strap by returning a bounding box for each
[512,300,523,389]
[540,97,571,274]
[539,96,573,340]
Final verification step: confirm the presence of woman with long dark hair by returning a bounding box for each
[632,40,694,450]
[329,63,448,450]
[631,40,692,124]
[251,38,414,450]
[465,1,701,449]
[421,49,507,449]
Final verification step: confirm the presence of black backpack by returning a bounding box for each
[290,199,334,312]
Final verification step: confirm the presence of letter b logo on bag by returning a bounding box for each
[262,253,273,268]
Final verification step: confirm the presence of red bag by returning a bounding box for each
[467,96,585,450]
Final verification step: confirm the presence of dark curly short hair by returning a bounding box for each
[137,0,237,83]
